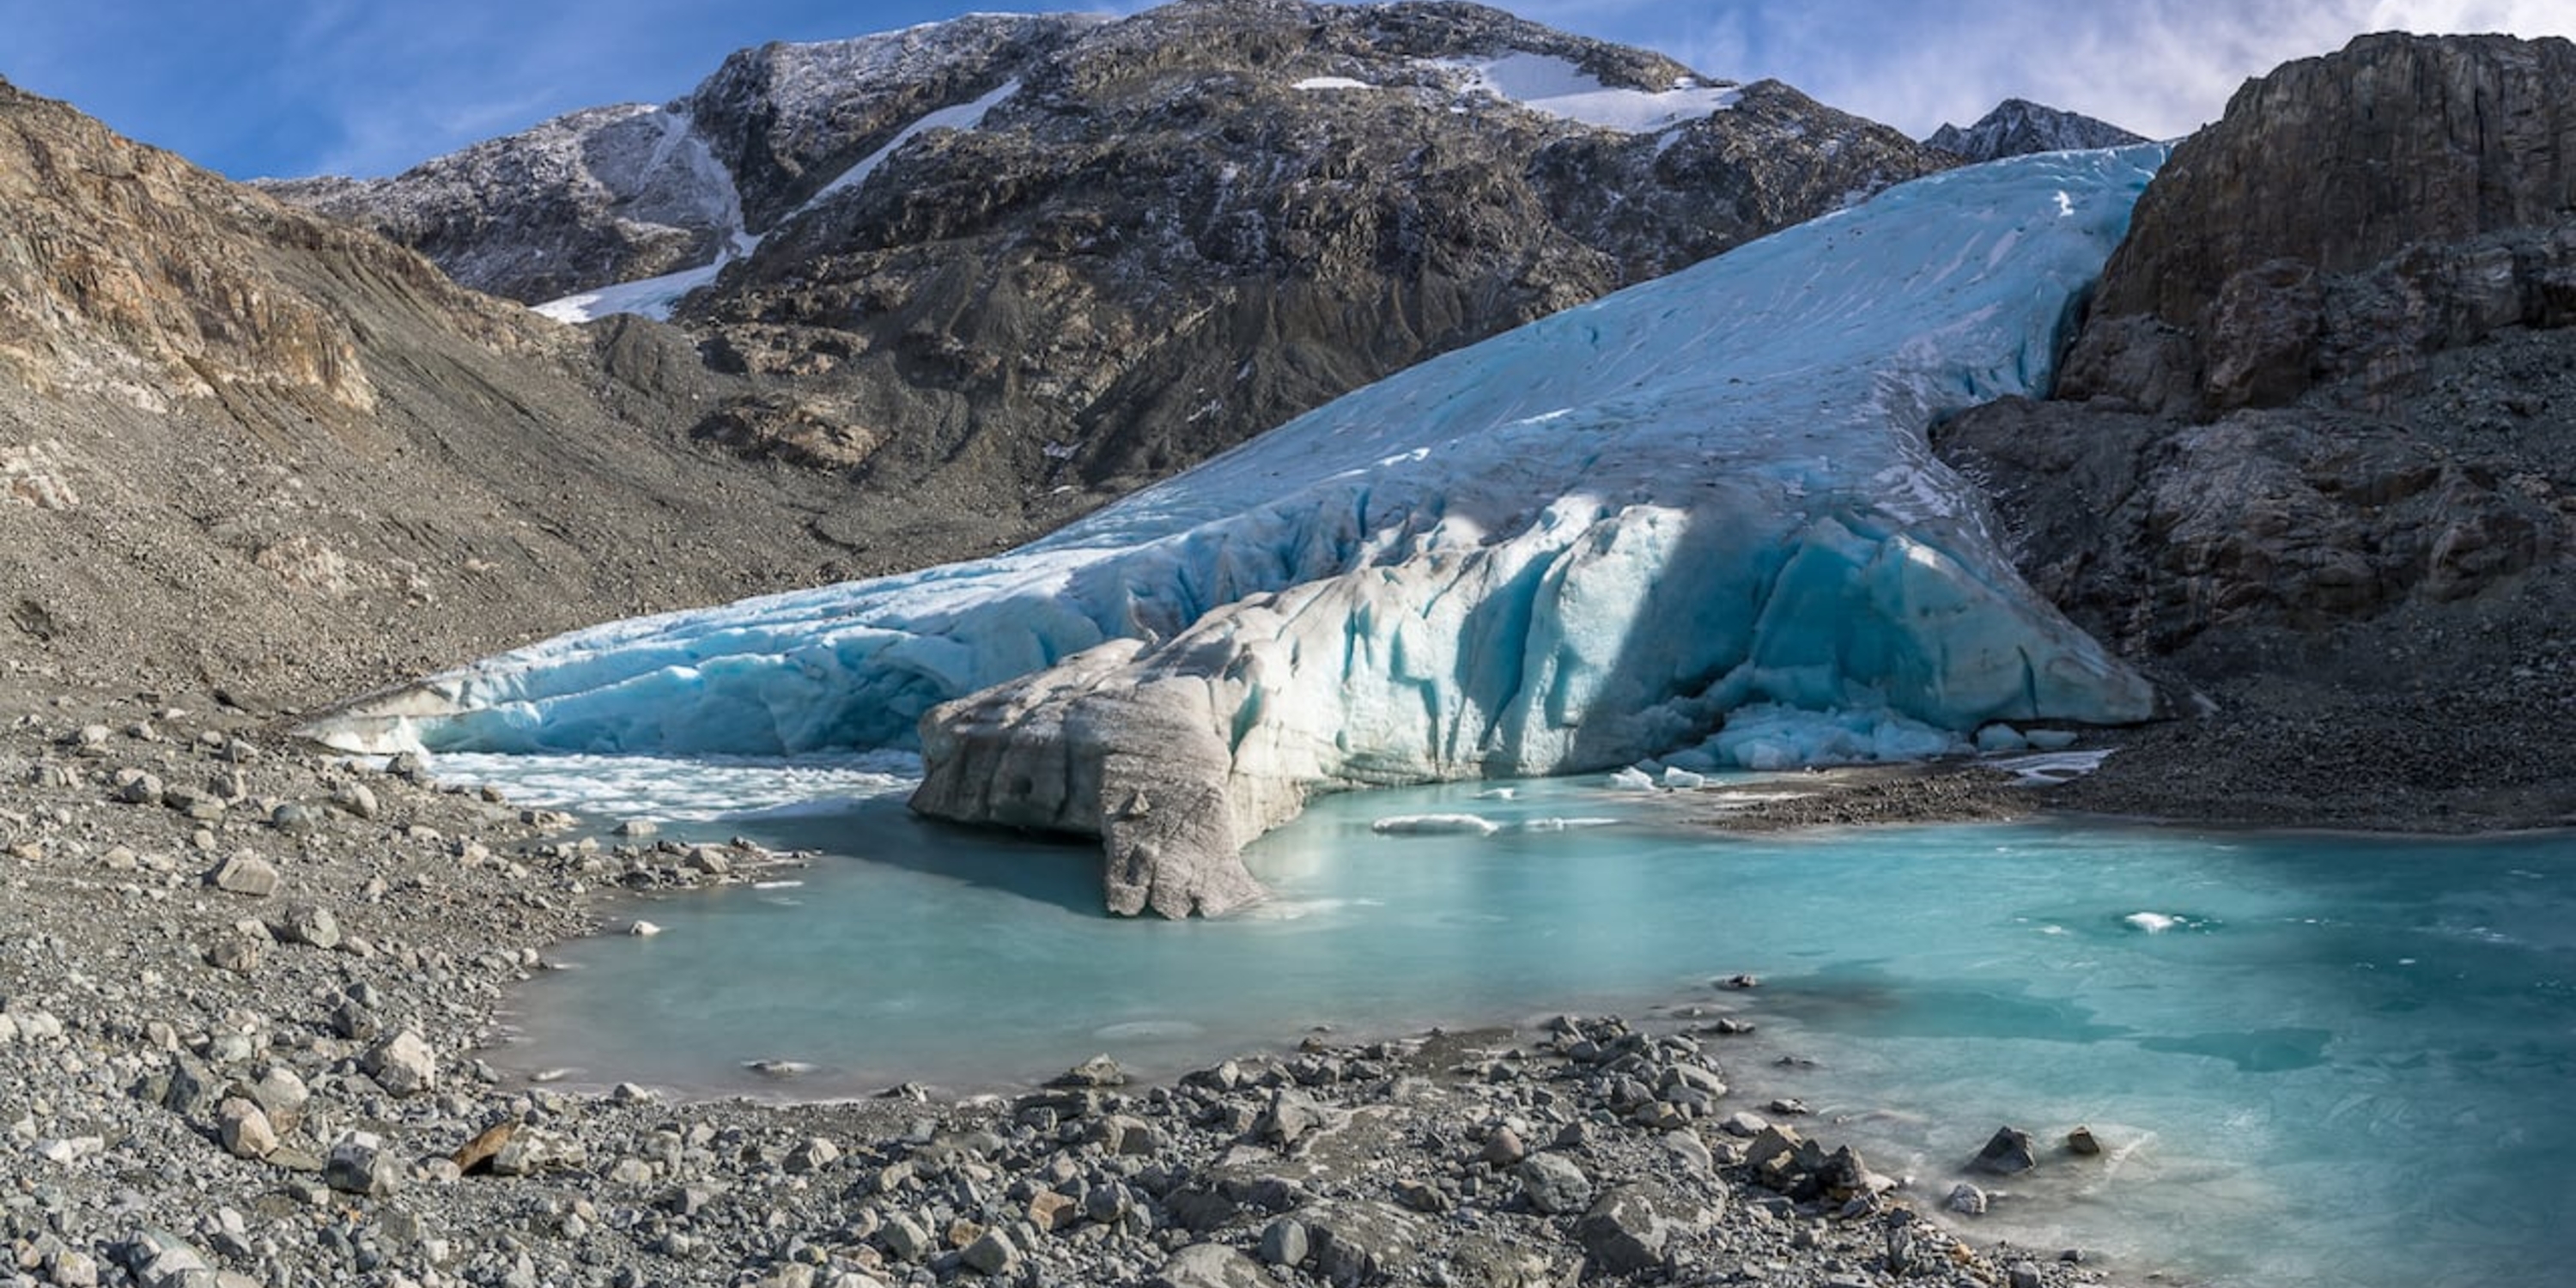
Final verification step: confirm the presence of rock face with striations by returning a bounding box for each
[2063,33,2576,417]
[271,0,1954,543]
[1934,34,2576,828]
[1923,97,2145,162]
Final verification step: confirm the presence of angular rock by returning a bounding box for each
[215,1097,277,1160]
[1052,1053,1127,1088]
[272,902,341,951]
[1152,1242,1267,1288]
[1253,1088,1328,1148]
[1576,1183,1683,1275]
[1973,1126,2038,1176]
[325,1131,403,1196]
[878,1213,934,1262]
[1297,1202,1431,1288]
[784,1136,840,1173]
[1516,1152,1594,1216]
[208,853,281,897]
[363,1030,438,1097]
[959,1228,1017,1276]
[1257,1217,1309,1267]
[1027,1189,1078,1232]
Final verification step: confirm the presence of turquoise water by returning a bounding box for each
[465,758,2576,1288]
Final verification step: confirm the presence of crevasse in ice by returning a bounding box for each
[315,147,2166,807]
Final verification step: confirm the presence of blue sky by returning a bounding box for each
[3,1,2570,179]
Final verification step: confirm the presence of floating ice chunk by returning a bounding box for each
[1662,766,1708,789]
[1474,787,1518,800]
[2124,912,2180,934]
[1992,750,2112,784]
[1519,817,1619,831]
[1607,767,1657,792]
[1370,813,1502,836]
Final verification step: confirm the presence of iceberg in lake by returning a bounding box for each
[313,146,2166,914]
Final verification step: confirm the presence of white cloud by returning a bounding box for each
[1516,0,2576,141]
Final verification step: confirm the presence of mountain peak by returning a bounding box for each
[1924,97,2145,161]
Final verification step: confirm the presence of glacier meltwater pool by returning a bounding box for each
[445,755,2576,1288]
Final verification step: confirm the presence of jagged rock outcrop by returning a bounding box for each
[1933,33,2576,827]
[1923,97,2145,162]
[2063,33,2576,416]
[274,0,1953,538]
[0,76,881,707]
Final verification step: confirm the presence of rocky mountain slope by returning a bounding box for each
[0,74,887,713]
[270,0,1956,532]
[1923,98,2145,161]
[260,15,1097,304]
[1933,33,2576,829]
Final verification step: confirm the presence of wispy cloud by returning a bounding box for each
[1500,0,2576,139]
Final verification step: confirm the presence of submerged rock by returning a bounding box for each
[1972,1127,2038,1176]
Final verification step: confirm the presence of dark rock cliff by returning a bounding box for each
[1934,33,2576,828]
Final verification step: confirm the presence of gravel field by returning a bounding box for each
[0,675,2168,1288]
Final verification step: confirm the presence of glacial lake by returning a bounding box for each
[444,754,2576,1288]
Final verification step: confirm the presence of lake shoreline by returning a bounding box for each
[0,676,2200,1288]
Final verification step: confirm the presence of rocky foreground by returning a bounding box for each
[0,683,2156,1288]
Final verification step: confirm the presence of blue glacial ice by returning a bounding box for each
[315,145,2167,913]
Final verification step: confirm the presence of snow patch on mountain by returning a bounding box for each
[534,80,1022,323]
[807,78,1021,206]
[1422,52,1741,131]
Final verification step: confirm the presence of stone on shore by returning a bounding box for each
[363,1030,438,1096]
[1973,1126,2039,1175]
[1153,1242,1267,1288]
[1516,1152,1594,1215]
[325,1132,402,1196]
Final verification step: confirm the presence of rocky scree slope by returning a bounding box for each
[271,0,1955,538]
[1933,33,2576,829]
[0,75,883,714]
[1923,97,2146,162]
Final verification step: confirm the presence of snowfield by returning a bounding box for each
[317,145,2168,912]
[1418,52,1742,131]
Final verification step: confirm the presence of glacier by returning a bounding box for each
[313,145,2168,915]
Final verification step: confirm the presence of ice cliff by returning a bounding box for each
[313,145,2166,914]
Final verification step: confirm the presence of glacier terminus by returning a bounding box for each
[313,145,2170,915]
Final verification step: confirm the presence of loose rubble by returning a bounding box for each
[0,687,2169,1288]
